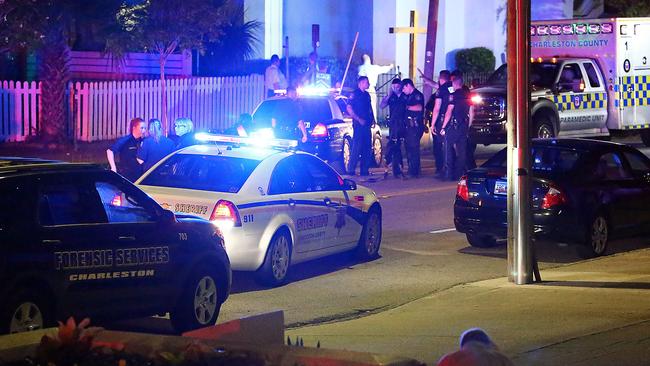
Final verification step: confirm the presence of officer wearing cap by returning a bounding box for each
[401,78,425,178]
[380,78,406,178]
[440,75,474,181]
[346,76,374,176]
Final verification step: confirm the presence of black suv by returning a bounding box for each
[0,158,231,334]
[251,94,383,170]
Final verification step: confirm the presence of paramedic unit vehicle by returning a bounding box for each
[470,17,650,146]
[136,134,382,287]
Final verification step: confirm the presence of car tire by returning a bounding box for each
[342,136,352,173]
[466,233,497,248]
[170,266,222,334]
[579,213,609,258]
[641,130,650,147]
[256,230,292,287]
[2,289,52,334]
[356,207,382,260]
[533,118,555,139]
[372,134,383,167]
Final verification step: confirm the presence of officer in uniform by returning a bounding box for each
[346,76,374,176]
[401,79,425,178]
[440,76,474,181]
[425,70,452,178]
[379,78,406,178]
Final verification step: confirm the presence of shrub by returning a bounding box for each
[455,47,496,74]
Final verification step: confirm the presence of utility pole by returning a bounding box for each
[506,0,533,284]
[423,0,439,97]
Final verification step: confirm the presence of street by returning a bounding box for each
[110,138,650,336]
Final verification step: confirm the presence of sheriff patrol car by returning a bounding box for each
[136,133,382,287]
[0,158,231,334]
[470,17,650,147]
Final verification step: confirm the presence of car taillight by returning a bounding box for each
[209,200,242,227]
[541,185,567,209]
[470,94,483,105]
[311,123,328,138]
[456,175,469,201]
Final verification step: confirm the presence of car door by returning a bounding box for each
[580,60,608,131]
[590,152,642,233]
[35,172,119,316]
[555,62,589,132]
[621,150,650,229]
[92,172,181,310]
[298,154,363,247]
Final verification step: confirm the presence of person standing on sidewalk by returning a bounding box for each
[427,70,452,178]
[172,117,197,150]
[137,118,175,173]
[380,78,406,178]
[401,78,425,178]
[440,75,474,181]
[346,76,374,176]
[265,54,288,98]
[106,117,146,182]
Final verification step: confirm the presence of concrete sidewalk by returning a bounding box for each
[286,248,650,365]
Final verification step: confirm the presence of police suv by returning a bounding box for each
[136,134,382,287]
[0,158,231,334]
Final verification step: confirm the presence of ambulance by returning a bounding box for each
[470,17,650,147]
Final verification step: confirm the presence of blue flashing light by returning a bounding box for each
[195,132,298,150]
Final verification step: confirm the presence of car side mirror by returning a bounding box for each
[552,83,561,95]
[342,178,357,191]
[159,209,176,224]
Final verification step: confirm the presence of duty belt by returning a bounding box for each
[406,116,421,128]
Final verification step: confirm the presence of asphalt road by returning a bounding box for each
[108,137,650,334]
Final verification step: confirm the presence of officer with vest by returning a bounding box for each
[401,79,425,178]
[440,75,474,181]
[380,78,407,178]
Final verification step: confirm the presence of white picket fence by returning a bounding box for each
[0,81,41,142]
[0,75,265,142]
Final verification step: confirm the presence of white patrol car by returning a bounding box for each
[135,133,382,286]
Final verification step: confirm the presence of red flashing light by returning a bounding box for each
[541,185,567,209]
[311,123,328,138]
[210,200,242,227]
[456,176,469,201]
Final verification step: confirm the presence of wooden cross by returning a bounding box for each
[389,10,427,80]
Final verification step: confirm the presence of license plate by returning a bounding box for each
[494,180,507,195]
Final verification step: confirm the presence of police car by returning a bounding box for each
[136,133,383,286]
[0,158,231,334]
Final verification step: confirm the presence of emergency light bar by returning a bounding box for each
[195,132,298,150]
[273,86,341,97]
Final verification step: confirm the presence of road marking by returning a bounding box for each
[382,245,451,256]
[378,184,456,199]
[429,228,456,234]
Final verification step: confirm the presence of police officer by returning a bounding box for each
[106,117,146,181]
[346,76,374,176]
[401,79,425,178]
[426,70,452,178]
[440,76,474,181]
[379,78,406,178]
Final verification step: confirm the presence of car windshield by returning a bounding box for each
[140,154,260,193]
[482,145,582,173]
[486,63,559,89]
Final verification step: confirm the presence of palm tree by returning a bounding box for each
[0,0,124,144]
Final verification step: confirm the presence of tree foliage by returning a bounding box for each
[606,0,650,17]
[455,47,496,74]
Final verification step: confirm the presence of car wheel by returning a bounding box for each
[534,118,555,139]
[641,130,650,147]
[170,266,221,334]
[581,213,609,258]
[342,137,352,173]
[372,134,383,167]
[2,290,52,334]
[466,233,497,248]
[256,230,291,287]
[356,207,382,260]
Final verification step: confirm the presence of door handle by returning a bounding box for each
[42,239,61,245]
[323,197,333,206]
[118,236,136,241]
[288,199,296,208]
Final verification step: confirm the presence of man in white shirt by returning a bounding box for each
[265,54,288,97]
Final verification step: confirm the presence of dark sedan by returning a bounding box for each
[454,139,650,257]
